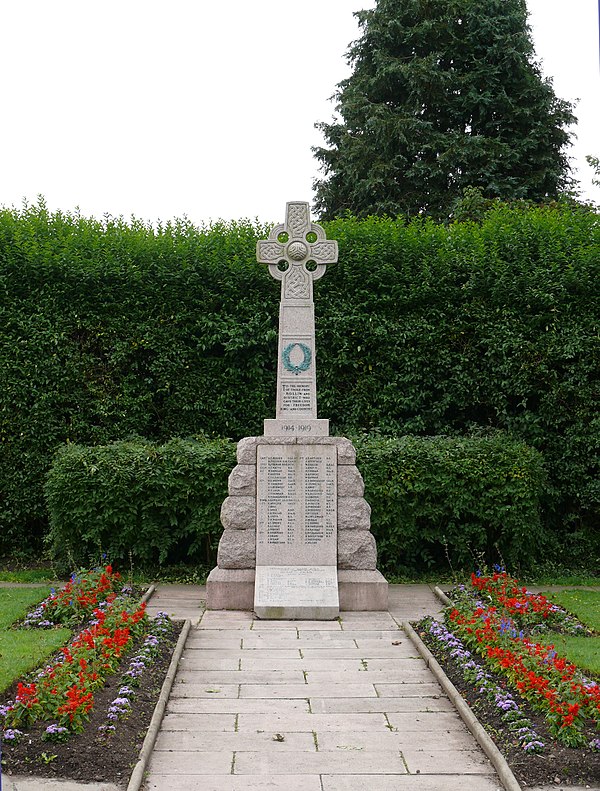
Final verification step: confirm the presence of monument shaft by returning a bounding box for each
[257,201,338,437]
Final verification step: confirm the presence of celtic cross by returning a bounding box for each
[257,201,338,435]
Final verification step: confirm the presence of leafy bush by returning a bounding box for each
[1,199,598,564]
[355,433,547,575]
[45,437,236,570]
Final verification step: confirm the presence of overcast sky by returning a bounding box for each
[1,0,598,226]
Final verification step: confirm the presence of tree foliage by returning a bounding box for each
[313,0,576,221]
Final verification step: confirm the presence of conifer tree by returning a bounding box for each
[313,0,576,221]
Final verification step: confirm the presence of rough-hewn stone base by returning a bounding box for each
[338,569,388,611]
[206,568,254,610]
[206,567,388,612]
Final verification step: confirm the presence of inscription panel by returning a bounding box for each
[281,381,312,413]
[256,444,337,567]
[255,565,339,612]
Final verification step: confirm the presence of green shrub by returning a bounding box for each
[355,433,547,575]
[1,199,598,563]
[45,436,236,570]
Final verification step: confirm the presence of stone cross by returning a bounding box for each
[257,201,338,436]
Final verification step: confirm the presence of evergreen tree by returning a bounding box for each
[313,0,576,221]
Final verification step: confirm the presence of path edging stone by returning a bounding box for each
[402,619,522,791]
[433,584,453,607]
[126,618,191,791]
[140,584,156,606]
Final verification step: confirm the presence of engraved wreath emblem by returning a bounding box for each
[282,342,312,375]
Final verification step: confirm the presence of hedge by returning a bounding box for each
[45,437,236,571]
[1,199,598,564]
[45,434,545,574]
[354,433,547,575]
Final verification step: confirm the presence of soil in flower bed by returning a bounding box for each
[1,620,183,786]
[417,622,600,788]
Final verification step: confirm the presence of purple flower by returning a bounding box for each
[3,729,23,740]
[523,740,545,752]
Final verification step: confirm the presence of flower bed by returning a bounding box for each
[0,567,182,784]
[445,571,599,747]
[417,570,600,787]
[3,566,147,735]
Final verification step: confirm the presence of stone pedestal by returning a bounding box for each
[206,435,388,612]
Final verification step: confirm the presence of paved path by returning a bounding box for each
[5,583,594,791]
[144,585,504,790]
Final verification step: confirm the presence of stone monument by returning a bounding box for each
[206,202,388,616]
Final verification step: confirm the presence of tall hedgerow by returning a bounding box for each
[0,199,597,566]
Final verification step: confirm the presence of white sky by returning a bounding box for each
[1,0,598,226]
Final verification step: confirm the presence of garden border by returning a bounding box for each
[401,619,522,791]
[126,617,191,791]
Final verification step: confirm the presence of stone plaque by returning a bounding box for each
[256,444,336,566]
[254,443,339,619]
[254,565,339,619]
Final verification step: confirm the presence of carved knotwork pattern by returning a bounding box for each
[258,241,284,262]
[310,241,337,263]
[287,204,309,239]
[284,265,310,299]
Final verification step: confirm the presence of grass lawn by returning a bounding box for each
[540,589,600,678]
[549,589,600,631]
[0,587,71,693]
[0,569,59,584]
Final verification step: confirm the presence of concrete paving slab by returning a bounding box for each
[159,712,237,731]
[248,626,301,636]
[236,712,390,732]
[339,619,399,631]
[147,751,234,774]
[356,657,426,670]
[177,667,306,682]
[402,748,494,774]
[321,775,502,790]
[384,711,464,730]
[299,645,418,658]
[145,775,323,791]
[353,638,416,650]
[186,637,245,649]
[177,655,241,670]
[305,669,434,683]
[240,683,378,698]
[316,729,475,752]
[309,696,454,713]
[298,629,401,641]
[169,682,241,697]
[0,780,121,791]
[167,697,311,713]
[233,750,408,775]
[154,730,316,752]
[253,620,342,630]
[239,657,365,671]
[374,681,454,696]
[200,611,253,623]
[340,611,397,623]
